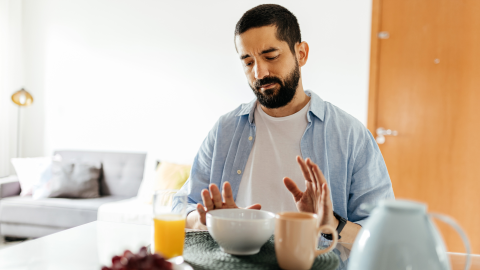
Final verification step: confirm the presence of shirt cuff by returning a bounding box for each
[353,218,367,227]
[186,203,197,216]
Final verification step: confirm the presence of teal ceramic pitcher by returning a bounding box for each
[348,200,471,270]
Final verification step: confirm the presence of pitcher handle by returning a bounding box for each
[429,213,471,270]
[315,225,338,256]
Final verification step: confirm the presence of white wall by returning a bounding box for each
[0,0,23,176]
[20,0,372,163]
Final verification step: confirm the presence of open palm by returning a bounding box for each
[196,182,261,226]
[284,156,335,227]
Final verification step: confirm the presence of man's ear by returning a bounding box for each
[296,41,309,67]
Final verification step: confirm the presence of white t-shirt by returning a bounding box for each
[235,101,311,213]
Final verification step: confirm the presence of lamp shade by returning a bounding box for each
[11,88,33,106]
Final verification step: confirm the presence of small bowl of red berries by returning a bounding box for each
[102,246,177,270]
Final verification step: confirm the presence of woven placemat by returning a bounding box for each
[183,231,339,270]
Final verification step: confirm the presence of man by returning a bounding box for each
[173,4,394,243]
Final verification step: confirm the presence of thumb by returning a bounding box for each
[284,177,303,201]
[246,203,262,210]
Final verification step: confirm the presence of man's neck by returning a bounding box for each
[260,82,310,117]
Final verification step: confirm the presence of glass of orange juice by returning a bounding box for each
[153,189,187,261]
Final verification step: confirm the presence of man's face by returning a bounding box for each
[235,26,300,109]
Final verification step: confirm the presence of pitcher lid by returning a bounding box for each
[379,200,427,213]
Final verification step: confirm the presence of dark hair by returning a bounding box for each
[234,4,301,54]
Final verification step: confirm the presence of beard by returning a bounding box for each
[249,60,300,109]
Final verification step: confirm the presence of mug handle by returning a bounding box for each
[429,213,471,270]
[314,225,338,256]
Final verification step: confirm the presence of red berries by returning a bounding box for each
[102,247,173,270]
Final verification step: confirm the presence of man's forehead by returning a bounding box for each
[235,26,288,57]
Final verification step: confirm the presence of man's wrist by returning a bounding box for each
[322,218,340,240]
[185,210,196,229]
[322,212,346,240]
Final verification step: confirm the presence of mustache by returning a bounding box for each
[253,76,283,90]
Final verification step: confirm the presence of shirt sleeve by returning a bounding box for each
[172,120,218,215]
[347,129,395,225]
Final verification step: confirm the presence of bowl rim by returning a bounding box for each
[206,209,275,222]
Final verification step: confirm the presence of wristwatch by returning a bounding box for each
[321,211,347,240]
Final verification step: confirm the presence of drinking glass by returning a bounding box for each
[153,190,187,261]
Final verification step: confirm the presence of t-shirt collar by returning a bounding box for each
[236,90,325,124]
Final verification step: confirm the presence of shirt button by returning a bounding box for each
[248,136,253,141]
[237,170,242,174]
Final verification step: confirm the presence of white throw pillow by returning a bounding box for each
[33,161,101,199]
[11,156,53,196]
[136,152,161,203]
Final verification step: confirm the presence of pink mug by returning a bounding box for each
[275,212,338,270]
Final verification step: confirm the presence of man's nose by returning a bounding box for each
[254,61,269,80]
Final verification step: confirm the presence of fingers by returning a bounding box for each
[201,189,215,211]
[305,158,319,190]
[307,160,331,203]
[284,177,304,201]
[319,183,330,225]
[246,204,262,210]
[222,182,236,208]
[321,183,327,206]
[196,203,207,225]
[202,182,238,212]
[307,159,327,186]
[318,168,331,202]
[209,184,223,209]
[296,156,313,183]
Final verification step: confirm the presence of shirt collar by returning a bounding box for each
[236,90,325,124]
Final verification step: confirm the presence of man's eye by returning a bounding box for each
[245,62,253,67]
[266,55,279,60]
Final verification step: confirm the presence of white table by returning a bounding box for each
[0,221,152,270]
[0,221,478,270]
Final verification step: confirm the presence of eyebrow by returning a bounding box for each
[240,47,280,60]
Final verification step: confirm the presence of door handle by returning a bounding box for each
[376,127,398,144]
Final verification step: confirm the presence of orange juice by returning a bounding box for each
[154,214,185,259]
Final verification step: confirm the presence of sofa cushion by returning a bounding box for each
[10,156,52,196]
[0,196,127,229]
[136,152,161,205]
[54,151,146,197]
[0,176,21,198]
[97,197,152,225]
[152,162,191,193]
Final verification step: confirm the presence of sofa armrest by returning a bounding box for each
[0,175,21,198]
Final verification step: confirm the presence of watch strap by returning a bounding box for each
[333,211,347,234]
[321,211,347,240]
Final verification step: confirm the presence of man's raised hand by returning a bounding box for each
[195,181,261,227]
[283,156,336,228]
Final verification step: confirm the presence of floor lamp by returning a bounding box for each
[11,88,33,158]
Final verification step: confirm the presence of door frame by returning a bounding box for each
[367,0,382,135]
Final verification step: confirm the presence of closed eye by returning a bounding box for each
[266,55,279,60]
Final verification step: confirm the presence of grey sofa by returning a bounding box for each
[0,150,146,238]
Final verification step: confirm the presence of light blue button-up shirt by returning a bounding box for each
[173,90,394,226]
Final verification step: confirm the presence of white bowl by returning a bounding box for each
[206,209,275,255]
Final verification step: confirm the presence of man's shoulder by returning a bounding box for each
[318,101,375,160]
[217,100,255,124]
[322,101,366,132]
[307,90,365,134]
[317,101,371,146]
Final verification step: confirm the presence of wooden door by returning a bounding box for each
[368,0,480,253]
